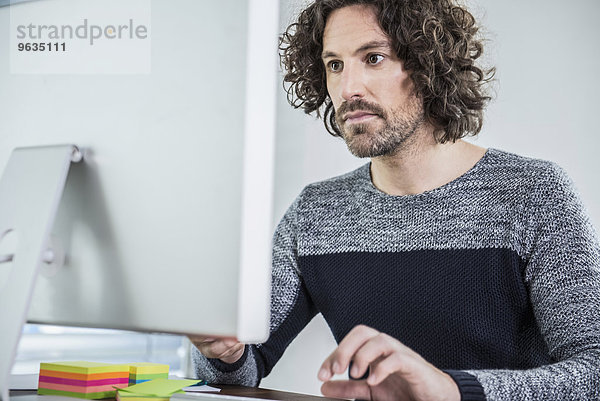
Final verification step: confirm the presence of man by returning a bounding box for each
[190,0,600,400]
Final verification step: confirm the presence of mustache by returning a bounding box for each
[336,99,385,121]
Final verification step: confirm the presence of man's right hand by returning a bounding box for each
[188,336,246,364]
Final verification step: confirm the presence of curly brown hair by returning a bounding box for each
[280,0,495,143]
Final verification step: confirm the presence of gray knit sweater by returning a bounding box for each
[193,148,600,400]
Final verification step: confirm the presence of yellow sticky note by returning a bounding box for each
[128,363,169,375]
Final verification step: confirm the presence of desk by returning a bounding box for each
[10,387,345,401]
[217,386,344,400]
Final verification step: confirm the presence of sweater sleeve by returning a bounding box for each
[466,164,600,400]
[191,193,319,386]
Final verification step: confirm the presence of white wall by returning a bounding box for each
[471,0,600,226]
[263,0,600,396]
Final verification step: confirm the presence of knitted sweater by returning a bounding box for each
[192,148,600,400]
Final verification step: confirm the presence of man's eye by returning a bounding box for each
[367,54,384,65]
[328,61,342,72]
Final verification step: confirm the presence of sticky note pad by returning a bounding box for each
[38,361,130,399]
[128,363,169,385]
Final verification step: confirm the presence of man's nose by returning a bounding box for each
[340,64,366,101]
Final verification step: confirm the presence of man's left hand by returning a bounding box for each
[318,325,460,401]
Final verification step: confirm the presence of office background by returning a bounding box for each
[9,0,600,396]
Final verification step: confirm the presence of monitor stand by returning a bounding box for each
[0,145,82,401]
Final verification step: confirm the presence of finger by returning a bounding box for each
[349,333,396,379]
[197,340,241,359]
[218,343,245,359]
[189,338,215,352]
[187,336,215,345]
[219,343,246,364]
[188,335,236,343]
[349,360,370,380]
[319,325,379,379]
[189,337,216,349]
[212,341,242,359]
[188,335,237,348]
[222,338,240,348]
[320,380,371,401]
[367,348,425,387]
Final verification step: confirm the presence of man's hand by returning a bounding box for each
[188,336,245,364]
[318,325,460,401]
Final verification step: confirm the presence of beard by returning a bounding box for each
[335,97,424,158]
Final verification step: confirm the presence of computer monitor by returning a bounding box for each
[0,0,278,398]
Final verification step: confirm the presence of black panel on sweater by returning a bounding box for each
[300,248,551,370]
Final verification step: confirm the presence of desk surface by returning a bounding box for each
[10,387,345,401]
[217,385,344,400]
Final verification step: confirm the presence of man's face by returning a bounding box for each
[322,5,424,158]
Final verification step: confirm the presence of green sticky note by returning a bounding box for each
[118,379,201,397]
